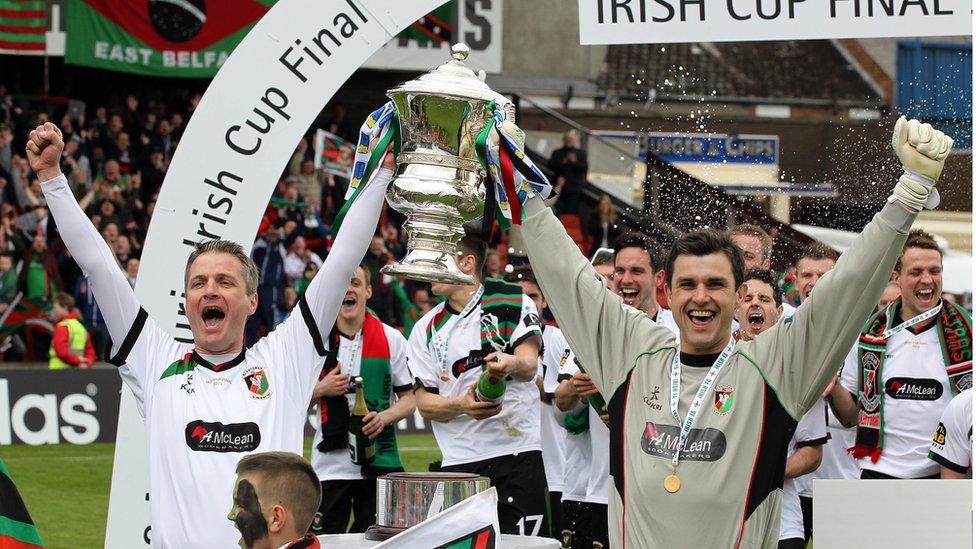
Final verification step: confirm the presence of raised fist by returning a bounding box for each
[25,122,64,182]
[890,116,953,211]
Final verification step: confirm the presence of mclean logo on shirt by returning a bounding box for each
[640,422,727,461]
[185,420,261,452]
[884,377,943,401]
[451,349,486,378]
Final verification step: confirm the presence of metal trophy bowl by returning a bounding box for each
[365,472,490,541]
[382,43,501,285]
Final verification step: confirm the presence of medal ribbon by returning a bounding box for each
[668,337,737,469]
[430,285,485,379]
[880,300,942,339]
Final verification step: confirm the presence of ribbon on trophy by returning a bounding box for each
[475,99,554,229]
[332,102,401,234]
[333,100,553,236]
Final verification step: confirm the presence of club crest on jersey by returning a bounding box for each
[242,366,271,399]
[714,386,734,415]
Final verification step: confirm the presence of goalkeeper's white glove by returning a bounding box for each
[890,116,953,211]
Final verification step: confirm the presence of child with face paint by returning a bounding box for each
[229,452,323,549]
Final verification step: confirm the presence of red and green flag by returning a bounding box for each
[0,459,44,549]
[0,293,52,341]
[400,4,453,45]
[65,0,276,78]
[0,0,46,55]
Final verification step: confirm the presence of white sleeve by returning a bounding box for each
[930,389,972,474]
[407,313,441,393]
[839,343,858,394]
[300,168,392,348]
[542,329,573,394]
[795,399,828,447]
[386,326,413,393]
[510,295,542,350]
[41,174,140,349]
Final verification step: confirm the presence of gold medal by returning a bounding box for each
[663,473,681,493]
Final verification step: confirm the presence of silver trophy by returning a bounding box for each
[382,43,506,285]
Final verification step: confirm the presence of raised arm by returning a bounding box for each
[516,196,673,397]
[748,118,953,418]
[301,163,392,344]
[27,123,140,345]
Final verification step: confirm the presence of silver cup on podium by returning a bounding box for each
[382,43,504,285]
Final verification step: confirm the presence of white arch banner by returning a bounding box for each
[105,1,445,546]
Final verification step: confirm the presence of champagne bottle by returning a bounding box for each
[348,377,375,465]
[576,361,607,414]
[475,369,506,405]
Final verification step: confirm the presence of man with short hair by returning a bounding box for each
[794,243,839,304]
[828,230,972,479]
[310,262,415,534]
[733,269,827,549]
[730,223,772,271]
[410,234,547,536]
[611,231,678,333]
[230,451,323,549]
[27,122,394,547]
[548,130,587,216]
[515,117,953,546]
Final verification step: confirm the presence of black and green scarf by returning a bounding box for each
[851,299,973,462]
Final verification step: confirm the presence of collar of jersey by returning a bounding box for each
[191,349,247,372]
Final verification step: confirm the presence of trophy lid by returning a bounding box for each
[388,43,497,102]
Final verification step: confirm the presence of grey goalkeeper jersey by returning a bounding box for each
[517,198,914,548]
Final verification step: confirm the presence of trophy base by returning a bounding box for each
[382,248,475,285]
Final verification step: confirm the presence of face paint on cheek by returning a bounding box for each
[234,479,269,548]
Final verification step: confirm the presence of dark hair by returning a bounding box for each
[730,223,772,262]
[612,232,665,271]
[53,291,75,310]
[744,268,782,306]
[504,265,538,287]
[355,261,372,285]
[236,452,322,534]
[665,229,745,289]
[457,234,488,280]
[796,242,839,265]
[895,229,942,272]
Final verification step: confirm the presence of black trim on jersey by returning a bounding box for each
[680,351,722,368]
[608,367,637,500]
[557,373,572,383]
[928,451,969,474]
[744,383,797,521]
[298,296,328,357]
[192,350,246,372]
[414,378,439,394]
[796,437,828,448]
[544,391,555,403]
[394,383,413,393]
[510,330,540,353]
[107,307,148,367]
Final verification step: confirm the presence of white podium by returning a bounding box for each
[814,479,972,548]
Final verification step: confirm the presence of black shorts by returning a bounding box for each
[311,479,376,534]
[439,450,550,537]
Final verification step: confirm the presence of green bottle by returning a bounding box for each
[348,377,375,465]
[576,361,607,414]
[475,370,506,405]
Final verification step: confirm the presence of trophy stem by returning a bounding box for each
[381,211,475,285]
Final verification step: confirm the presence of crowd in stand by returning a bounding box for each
[0,84,437,361]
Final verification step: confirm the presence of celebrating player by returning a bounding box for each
[26,122,393,547]
[309,263,415,534]
[514,116,953,546]
[409,235,548,536]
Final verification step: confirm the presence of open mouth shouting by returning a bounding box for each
[914,287,937,308]
[201,305,226,330]
[688,309,716,328]
[340,293,358,311]
[618,287,640,307]
[746,308,766,332]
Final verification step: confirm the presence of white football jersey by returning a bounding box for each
[779,400,827,541]
[840,324,954,478]
[409,294,543,466]
[115,306,325,548]
[929,388,972,477]
[311,322,413,481]
[540,326,573,492]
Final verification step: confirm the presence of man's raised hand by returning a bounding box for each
[25,122,64,182]
[890,116,953,211]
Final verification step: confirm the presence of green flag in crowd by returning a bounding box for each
[0,0,46,55]
[0,459,44,549]
[400,4,453,45]
[65,0,275,78]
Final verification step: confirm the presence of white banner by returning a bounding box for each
[363,0,503,73]
[374,487,500,548]
[578,0,973,44]
[104,1,445,547]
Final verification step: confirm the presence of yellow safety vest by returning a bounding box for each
[49,317,88,370]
